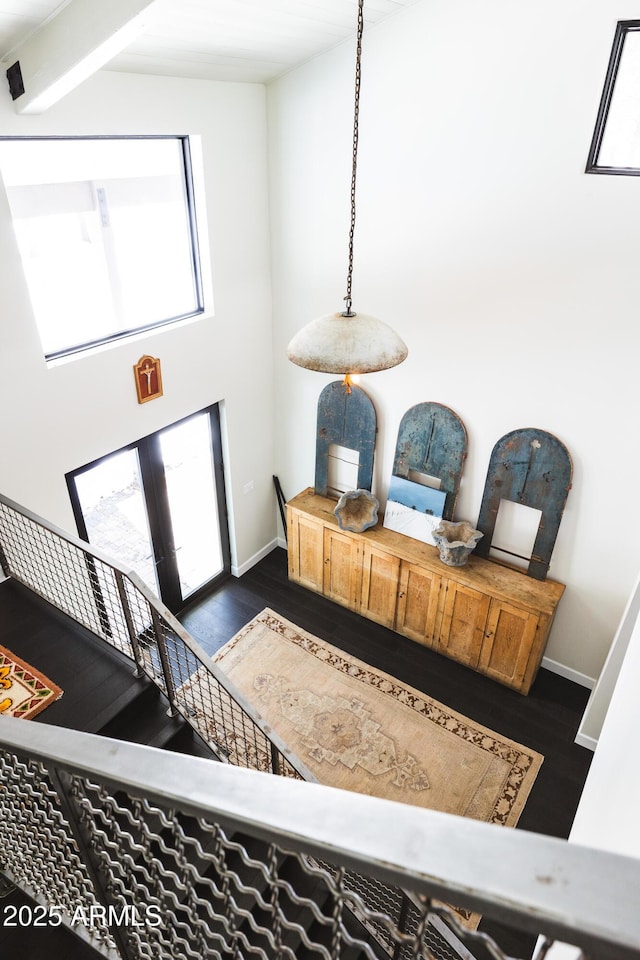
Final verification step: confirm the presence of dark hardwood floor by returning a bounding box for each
[0,547,593,958]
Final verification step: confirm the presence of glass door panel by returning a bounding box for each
[159,413,223,600]
[73,448,160,594]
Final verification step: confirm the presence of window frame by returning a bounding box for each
[0,134,205,359]
[586,20,640,176]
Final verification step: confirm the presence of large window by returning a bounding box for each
[587,21,640,174]
[0,136,203,358]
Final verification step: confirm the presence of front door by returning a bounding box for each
[67,404,230,612]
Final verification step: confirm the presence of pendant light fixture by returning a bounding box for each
[287,0,408,388]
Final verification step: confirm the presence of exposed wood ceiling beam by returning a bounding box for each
[7,0,159,114]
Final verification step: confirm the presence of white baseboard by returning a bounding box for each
[541,655,595,690]
[232,539,279,578]
[574,731,597,752]
[276,536,287,550]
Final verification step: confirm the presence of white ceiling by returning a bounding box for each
[0,0,421,85]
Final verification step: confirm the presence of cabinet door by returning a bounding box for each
[437,581,490,669]
[478,601,540,693]
[323,527,361,609]
[360,544,401,628]
[396,561,442,646]
[288,510,324,592]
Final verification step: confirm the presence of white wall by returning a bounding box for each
[268,0,640,684]
[0,70,275,573]
[543,578,640,959]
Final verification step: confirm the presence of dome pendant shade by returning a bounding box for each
[287,311,408,375]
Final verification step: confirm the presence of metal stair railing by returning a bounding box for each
[0,492,309,780]
[0,717,639,960]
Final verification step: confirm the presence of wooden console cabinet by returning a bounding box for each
[287,489,565,695]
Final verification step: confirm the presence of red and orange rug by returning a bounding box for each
[0,644,63,719]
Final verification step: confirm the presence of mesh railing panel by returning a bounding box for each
[68,773,453,960]
[313,859,476,960]
[0,501,134,658]
[2,756,599,960]
[118,577,305,779]
[0,748,117,956]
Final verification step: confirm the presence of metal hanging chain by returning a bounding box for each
[342,0,364,318]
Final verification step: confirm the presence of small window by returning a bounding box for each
[0,136,204,358]
[587,21,640,174]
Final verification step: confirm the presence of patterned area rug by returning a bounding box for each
[0,645,63,719]
[211,609,543,828]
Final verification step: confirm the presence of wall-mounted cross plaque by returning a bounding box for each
[134,355,163,404]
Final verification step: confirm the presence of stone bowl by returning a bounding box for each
[334,489,379,533]
[432,519,483,566]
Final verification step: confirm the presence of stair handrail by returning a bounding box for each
[0,491,314,781]
[0,715,638,960]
